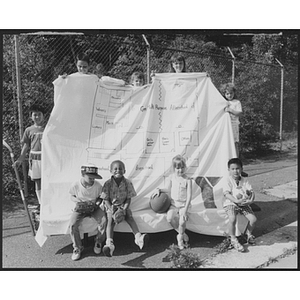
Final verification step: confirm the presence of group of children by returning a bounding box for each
[14,52,257,261]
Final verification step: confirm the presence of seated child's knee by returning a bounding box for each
[166,209,176,223]
[228,214,237,223]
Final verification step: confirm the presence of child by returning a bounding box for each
[152,155,192,249]
[101,160,148,257]
[69,164,107,261]
[13,104,45,207]
[130,71,145,87]
[221,83,242,158]
[60,53,93,78]
[169,54,187,73]
[222,158,257,252]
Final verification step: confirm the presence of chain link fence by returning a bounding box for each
[3,32,297,199]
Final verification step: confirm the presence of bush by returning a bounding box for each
[166,244,204,269]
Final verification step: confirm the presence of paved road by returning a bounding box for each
[2,156,297,269]
[263,250,297,269]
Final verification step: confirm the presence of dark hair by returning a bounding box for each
[169,54,186,73]
[110,160,125,170]
[130,72,145,83]
[76,53,90,65]
[29,104,45,115]
[227,158,243,168]
[220,83,237,98]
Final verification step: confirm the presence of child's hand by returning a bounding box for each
[241,197,254,206]
[182,211,188,222]
[235,198,245,205]
[12,158,23,168]
[224,106,230,113]
[151,188,160,199]
[59,73,68,79]
[95,198,103,207]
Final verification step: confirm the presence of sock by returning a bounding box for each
[36,190,41,204]
[135,232,141,239]
[106,238,113,245]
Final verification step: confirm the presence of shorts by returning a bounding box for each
[224,204,254,218]
[28,151,41,180]
[166,205,189,223]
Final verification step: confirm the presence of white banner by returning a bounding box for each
[36,72,242,246]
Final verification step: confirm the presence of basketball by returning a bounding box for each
[150,192,171,213]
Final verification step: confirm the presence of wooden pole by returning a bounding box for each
[275,58,284,152]
[14,35,28,196]
[142,34,150,84]
[227,47,235,84]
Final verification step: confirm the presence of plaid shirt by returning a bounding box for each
[101,176,137,206]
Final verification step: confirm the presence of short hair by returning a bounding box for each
[169,54,186,73]
[110,160,125,170]
[76,53,90,65]
[227,158,243,168]
[29,104,45,115]
[220,83,237,98]
[171,155,187,171]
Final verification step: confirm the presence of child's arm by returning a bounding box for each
[59,73,68,79]
[225,100,242,117]
[104,199,112,211]
[241,190,255,206]
[71,195,81,203]
[225,106,242,117]
[224,191,244,205]
[122,198,131,210]
[151,177,171,198]
[13,142,29,167]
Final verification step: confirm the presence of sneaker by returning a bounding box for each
[247,234,256,245]
[71,248,82,261]
[103,242,115,257]
[231,238,245,252]
[135,233,148,250]
[94,242,102,255]
[177,234,184,250]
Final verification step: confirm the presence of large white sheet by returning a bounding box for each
[36,72,244,246]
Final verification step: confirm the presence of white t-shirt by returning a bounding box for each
[166,174,190,208]
[69,180,102,202]
[221,175,252,207]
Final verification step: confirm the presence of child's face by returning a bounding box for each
[31,111,44,126]
[132,77,144,87]
[82,174,95,186]
[228,163,242,179]
[225,90,234,101]
[172,60,184,73]
[76,60,89,74]
[111,162,125,179]
[174,163,186,177]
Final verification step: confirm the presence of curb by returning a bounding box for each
[202,221,297,269]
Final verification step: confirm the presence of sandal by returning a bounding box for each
[247,234,256,245]
[231,238,245,252]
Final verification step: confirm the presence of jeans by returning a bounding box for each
[69,207,107,250]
